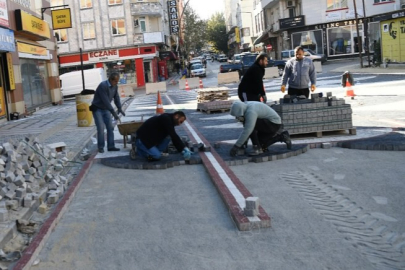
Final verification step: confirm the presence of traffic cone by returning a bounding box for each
[199,78,203,89]
[120,88,125,98]
[156,91,164,114]
[185,79,190,91]
[345,79,356,99]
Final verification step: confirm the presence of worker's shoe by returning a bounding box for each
[98,148,104,153]
[147,156,160,162]
[108,147,120,151]
[261,145,269,153]
[248,145,263,156]
[280,131,292,150]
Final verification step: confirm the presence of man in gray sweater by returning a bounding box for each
[229,101,291,156]
[281,46,316,98]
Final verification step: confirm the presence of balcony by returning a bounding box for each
[130,2,162,17]
[134,32,164,45]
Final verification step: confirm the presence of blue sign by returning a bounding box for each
[0,28,15,52]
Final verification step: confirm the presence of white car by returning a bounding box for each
[190,63,206,77]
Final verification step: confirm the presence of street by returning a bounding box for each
[9,60,405,270]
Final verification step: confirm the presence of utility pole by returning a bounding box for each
[353,0,363,68]
[361,0,371,66]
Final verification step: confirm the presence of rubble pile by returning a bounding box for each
[0,138,73,223]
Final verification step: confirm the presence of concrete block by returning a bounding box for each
[5,172,15,183]
[0,187,7,197]
[314,61,322,73]
[0,209,9,222]
[5,200,18,210]
[38,203,48,214]
[13,175,24,186]
[46,142,67,152]
[263,67,279,79]
[5,190,16,200]
[23,195,34,208]
[32,160,41,168]
[28,167,36,175]
[0,180,6,187]
[47,194,59,204]
[15,188,26,198]
[217,72,240,84]
[145,82,167,95]
[54,164,63,172]
[245,197,260,211]
[244,208,259,217]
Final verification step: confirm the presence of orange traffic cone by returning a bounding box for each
[185,79,190,91]
[120,88,125,98]
[156,91,164,114]
[345,80,356,99]
[199,79,203,89]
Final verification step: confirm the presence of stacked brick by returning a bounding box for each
[0,138,73,222]
[271,92,353,135]
[197,87,230,102]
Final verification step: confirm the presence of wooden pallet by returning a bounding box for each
[290,128,356,138]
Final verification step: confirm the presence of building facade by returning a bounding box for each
[0,0,60,122]
[55,0,178,89]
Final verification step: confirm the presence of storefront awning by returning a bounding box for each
[15,36,50,60]
[253,32,269,45]
[160,51,178,60]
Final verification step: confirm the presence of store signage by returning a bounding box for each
[89,49,119,61]
[167,0,179,34]
[279,16,305,30]
[6,53,15,90]
[0,28,15,52]
[0,0,9,28]
[235,27,240,43]
[17,42,47,56]
[15,9,51,39]
[51,8,72,30]
[315,18,363,29]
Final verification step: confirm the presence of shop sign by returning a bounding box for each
[315,18,363,30]
[167,0,179,34]
[15,9,51,39]
[279,16,305,30]
[6,53,15,90]
[0,0,9,28]
[0,28,15,52]
[51,8,72,30]
[17,42,47,56]
[89,49,119,62]
[235,27,240,43]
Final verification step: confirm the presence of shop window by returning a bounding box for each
[139,17,146,32]
[108,0,122,5]
[292,30,323,54]
[106,60,136,85]
[326,0,348,10]
[54,29,68,42]
[80,0,92,9]
[111,19,126,36]
[327,25,364,56]
[374,0,391,3]
[83,22,95,39]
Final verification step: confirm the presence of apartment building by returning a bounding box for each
[0,0,61,122]
[227,0,405,62]
[55,0,182,88]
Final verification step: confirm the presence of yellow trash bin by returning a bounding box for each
[76,94,95,127]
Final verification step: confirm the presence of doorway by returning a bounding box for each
[143,61,150,83]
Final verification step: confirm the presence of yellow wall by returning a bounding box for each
[381,17,405,62]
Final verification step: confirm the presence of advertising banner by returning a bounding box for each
[51,8,72,30]
[15,9,51,39]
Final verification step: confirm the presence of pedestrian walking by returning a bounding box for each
[229,101,291,156]
[90,72,125,153]
[238,53,268,103]
[134,111,193,161]
[281,46,316,98]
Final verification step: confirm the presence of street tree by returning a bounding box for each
[182,6,207,58]
[206,13,228,54]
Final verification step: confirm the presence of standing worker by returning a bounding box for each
[229,101,291,156]
[281,46,316,98]
[134,111,193,161]
[238,53,268,103]
[90,72,125,153]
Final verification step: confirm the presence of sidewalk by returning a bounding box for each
[326,58,405,74]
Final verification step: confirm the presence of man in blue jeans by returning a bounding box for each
[135,111,192,161]
[91,72,125,153]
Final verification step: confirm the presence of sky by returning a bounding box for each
[188,0,225,20]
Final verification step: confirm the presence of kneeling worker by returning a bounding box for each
[135,111,193,161]
[229,101,291,156]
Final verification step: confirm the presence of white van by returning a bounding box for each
[60,68,107,97]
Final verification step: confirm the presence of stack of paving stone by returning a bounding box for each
[196,87,233,113]
[0,138,73,223]
[271,92,354,135]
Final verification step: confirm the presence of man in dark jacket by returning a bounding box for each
[91,72,125,153]
[135,111,192,161]
[238,53,268,103]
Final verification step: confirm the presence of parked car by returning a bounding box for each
[219,62,242,76]
[218,54,228,62]
[60,68,107,97]
[281,48,327,63]
[232,53,242,64]
[190,63,206,77]
[240,54,287,77]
